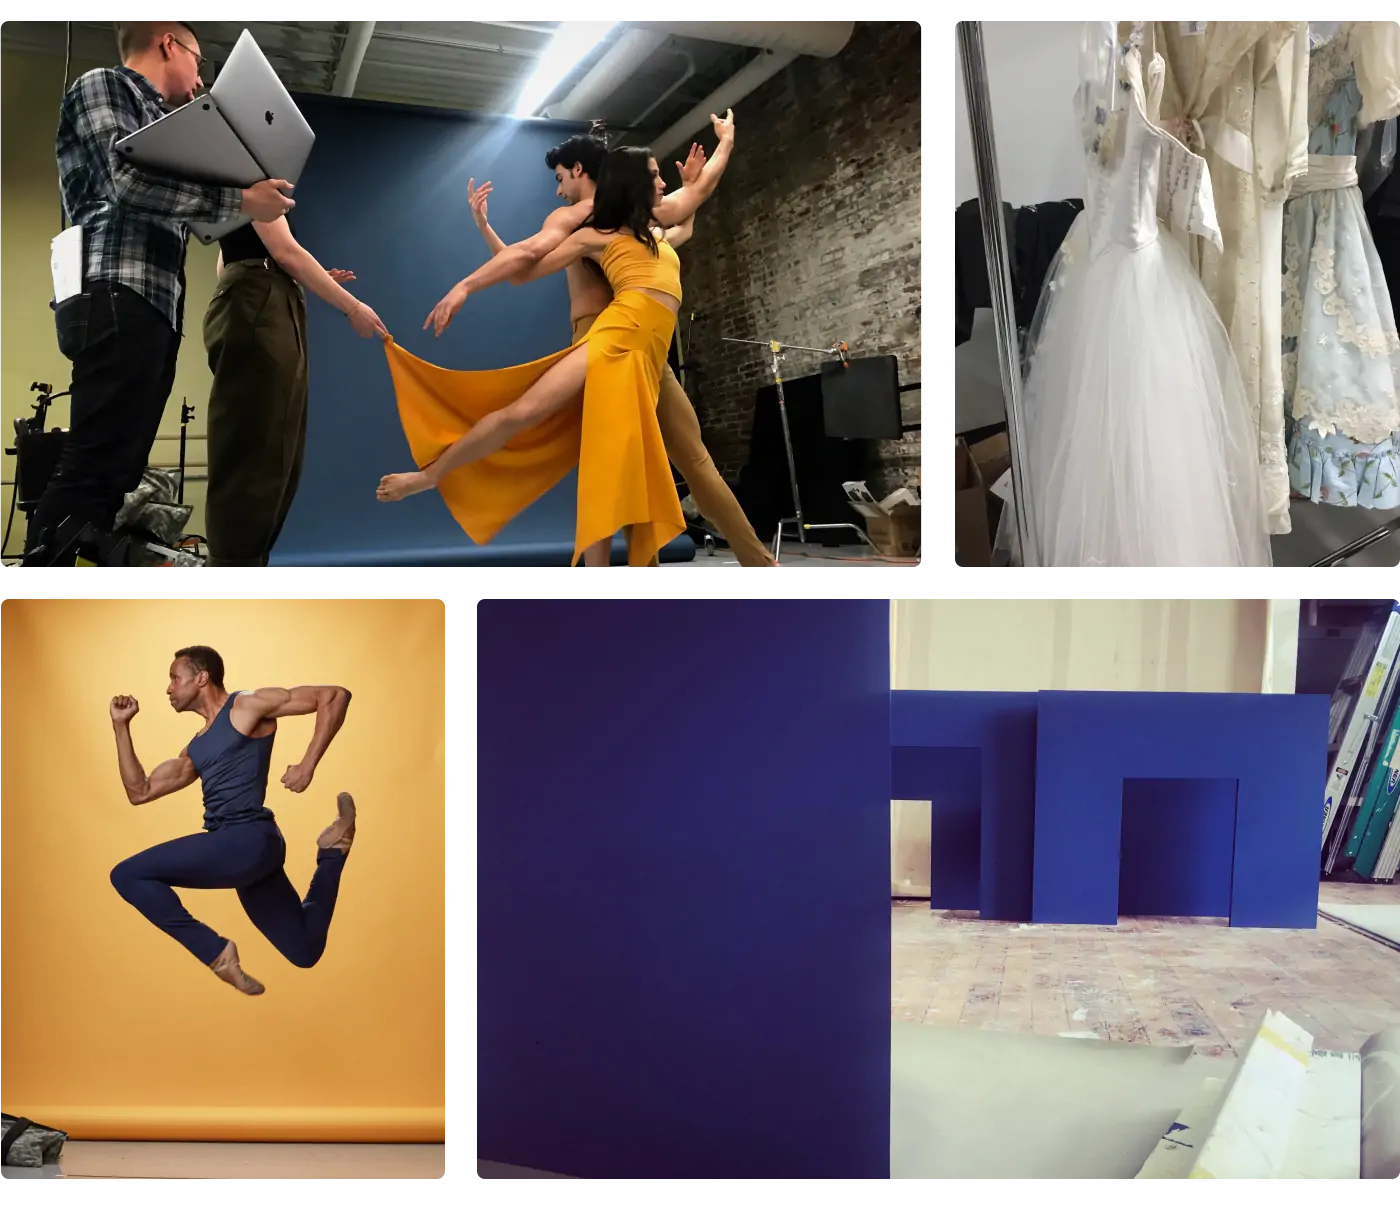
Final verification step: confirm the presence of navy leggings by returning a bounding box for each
[109,817,347,968]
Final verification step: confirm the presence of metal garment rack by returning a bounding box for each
[958,20,1398,569]
[957,21,1039,567]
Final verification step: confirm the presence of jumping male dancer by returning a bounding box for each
[108,645,356,995]
[445,129,775,567]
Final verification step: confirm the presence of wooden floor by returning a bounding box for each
[892,882,1400,1057]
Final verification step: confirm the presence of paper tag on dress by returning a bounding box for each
[989,469,1015,504]
[1180,21,1207,36]
[50,224,82,302]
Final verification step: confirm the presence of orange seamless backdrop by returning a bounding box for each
[1,600,445,1142]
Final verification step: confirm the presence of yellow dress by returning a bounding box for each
[383,235,686,566]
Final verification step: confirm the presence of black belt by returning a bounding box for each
[225,257,289,277]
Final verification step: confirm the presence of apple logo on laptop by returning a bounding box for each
[265,110,275,125]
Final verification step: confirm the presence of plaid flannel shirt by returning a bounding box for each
[55,66,243,331]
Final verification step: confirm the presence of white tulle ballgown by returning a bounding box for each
[1021,27,1273,566]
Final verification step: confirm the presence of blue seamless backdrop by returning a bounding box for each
[267,96,691,565]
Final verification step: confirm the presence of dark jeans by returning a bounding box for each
[109,816,348,969]
[203,264,309,567]
[26,283,181,563]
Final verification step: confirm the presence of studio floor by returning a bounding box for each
[2,1142,444,1179]
[893,881,1400,1057]
[478,882,1399,1177]
[676,542,903,567]
[2,545,929,568]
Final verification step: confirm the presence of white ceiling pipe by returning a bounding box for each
[632,50,695,128]
[331,21,375,97]
[650,48,797,160]
[543,28,666,120]
[631,21,853,59]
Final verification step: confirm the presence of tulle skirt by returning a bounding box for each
[1022,216,1273,567]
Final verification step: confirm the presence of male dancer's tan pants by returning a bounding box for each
[572,313,772,566]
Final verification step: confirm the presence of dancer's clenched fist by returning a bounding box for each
[281,762,314,793]
[110,695,139,724]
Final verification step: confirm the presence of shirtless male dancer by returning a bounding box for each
[108,645,356,995]
[444,129,774,567]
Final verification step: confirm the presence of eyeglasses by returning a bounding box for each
[168,34,212,77]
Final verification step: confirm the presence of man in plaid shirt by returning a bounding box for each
[25,21,295,565]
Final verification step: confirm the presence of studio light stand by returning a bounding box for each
[723,335,877,562]
[178,399,195,505]
[18,395,202,567]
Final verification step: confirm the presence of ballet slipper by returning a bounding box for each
[209,940,265,996]
[317,791,356,853]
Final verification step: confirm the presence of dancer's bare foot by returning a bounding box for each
[209,940,265,995]
[317,791,356,853]
[377,471,432,502]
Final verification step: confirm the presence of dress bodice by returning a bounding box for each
[1309,76,1363,155]
[1307,21,1400,144]
[1082,58,1161,257]
[599,234,682,303]
[1078,31,1222,260]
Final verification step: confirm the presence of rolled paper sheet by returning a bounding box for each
[1361,1027,1400,1179]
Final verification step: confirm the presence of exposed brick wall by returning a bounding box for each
[676,21,921,496]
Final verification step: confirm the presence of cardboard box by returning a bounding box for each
[954,438,991,566]
[968,425,1013,534]
[844,481,921,558]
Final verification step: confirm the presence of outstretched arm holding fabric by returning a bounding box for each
[378,233,613,502]
[250,218,389,340]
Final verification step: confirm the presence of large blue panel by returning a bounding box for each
[890,692,1037,922]
[1033,692,1329,929]
[265,97,692,565]
[1119,779,1238,918]
[478,601,891,1177]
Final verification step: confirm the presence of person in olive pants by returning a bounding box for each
[202,217,387,566]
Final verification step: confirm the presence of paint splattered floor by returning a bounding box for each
[892,882,1400,1057]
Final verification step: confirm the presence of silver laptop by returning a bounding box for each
[114,30,315,245]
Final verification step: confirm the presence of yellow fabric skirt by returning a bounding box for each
[383,289,685,566]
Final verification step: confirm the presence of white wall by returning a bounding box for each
[954,21,1086,206]
[891,599,1273,694]
[1261,599,1302,693]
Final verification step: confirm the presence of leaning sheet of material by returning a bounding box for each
[1141,1048,1361,1179]
[1279,1050,1363,1178]
[478,1161,571,1178]
[1187,1009,1313,1178]
[890,1023,1215,1179]
[1361,1027,1400,1179]
[1318,903,1400,948]
[1136,1076,1227,1177]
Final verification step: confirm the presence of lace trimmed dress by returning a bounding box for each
[1283,21,1400,509]
[1152,21,1311,535]
[1021,27,1272,566]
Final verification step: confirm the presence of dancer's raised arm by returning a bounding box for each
[110,695,198,805]
[426,200,590,337]
[511,227,612,284]
[650,111,735,227]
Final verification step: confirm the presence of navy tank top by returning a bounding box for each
[187,693,276,831]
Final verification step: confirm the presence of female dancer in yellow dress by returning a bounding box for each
[376,111,736,566]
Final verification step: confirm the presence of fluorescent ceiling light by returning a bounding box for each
[512,21,616,118]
